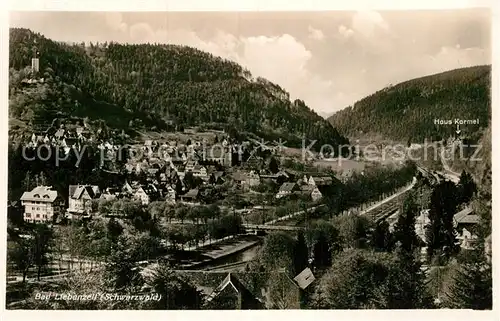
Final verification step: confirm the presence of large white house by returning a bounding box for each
[20,186,64,223]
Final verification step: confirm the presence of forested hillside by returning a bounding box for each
[328,66,491,143]
[9,28,349,153]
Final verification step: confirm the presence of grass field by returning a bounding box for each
[313,158,366,172]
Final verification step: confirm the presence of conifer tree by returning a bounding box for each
[293,231,309,275]
[425,181,460,262]
[457,170,477,204]
[269,156,280,174]
[387,193,432,308]
[372,221,393,251]
[444,251,492,310]
[393,193,420,253]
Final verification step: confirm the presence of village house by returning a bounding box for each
[453,207,480,250]
[100,188,119,201]
[185,160,198,173]
[66,185,101,219]
[20,186,64,223]
[276,182,300,199]
[144,140,159,153]
[307,175,334,187]
[163,185,177,204]
[182,268,313,310]
[122,181,136,196]
[135,159,150,175]
[339,169,354,183]
[147,163,161,178]
[233,171,260,190]
[299,185,323,201]
[261,269,310,309]
[310,187,323,201]
[175,164,187,180]
[192,165,208,180]
[260,170,289,185]
[180,188,200,204]
[205,273,264,309]
[209,171,225,185]
[134,184,160,206]
[244,155,264,170]
[247,170,261,186]
[293,268,316,291]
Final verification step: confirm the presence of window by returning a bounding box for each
[36,214,40,218]
[37,207,40,211]
[43,215,47,219]
[32,207,35,210]
[25,213,31,218]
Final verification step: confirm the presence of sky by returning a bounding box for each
[9,10,491,116]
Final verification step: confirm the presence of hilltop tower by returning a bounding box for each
[31,40,40,73]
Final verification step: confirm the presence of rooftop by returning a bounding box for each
[183,188,199,199]
[21,186,58,203]
[206,273,263,309]
[293,268,315,290]
[454,207,479,224]
[279,182,297,192]
[69,185,100,200]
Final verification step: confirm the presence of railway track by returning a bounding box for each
[363,165,438,224]
[362,190,409,223]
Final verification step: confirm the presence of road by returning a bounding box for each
[263,205,326,225]
[438,145,461,183]
[242,224,301,231]
[438,162,460,184]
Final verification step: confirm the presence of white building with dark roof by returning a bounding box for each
[67,185,101,219]
[134,184,160,205]
[20,186,64,223]
[453,207,480,250]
